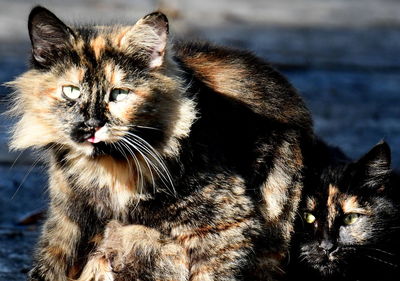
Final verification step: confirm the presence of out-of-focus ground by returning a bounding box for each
[0,0,399,280]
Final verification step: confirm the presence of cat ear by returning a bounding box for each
[28,6,75,68]
[355,141,391,189]
[119,12,169,68]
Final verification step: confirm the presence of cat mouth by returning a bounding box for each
[86,135,102,144]
[85,126,109,144]
[316,263,340,276]
[311,252,342,275]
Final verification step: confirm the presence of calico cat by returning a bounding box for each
[289,141,400,281]
[8,6,313,281]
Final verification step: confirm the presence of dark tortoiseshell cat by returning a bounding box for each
[289,141,400,281]
[8,6,313,281]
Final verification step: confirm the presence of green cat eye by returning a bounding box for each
[343,213,360,225]
[110,88,130,102]
[62,85,81,100]
[304,212,316,224]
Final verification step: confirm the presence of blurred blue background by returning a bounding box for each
[0,1,399,279]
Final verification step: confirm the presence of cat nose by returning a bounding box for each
[84,118,104,129]
[319,239,334,252]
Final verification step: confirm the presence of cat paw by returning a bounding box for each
[104,251,125,273]
[77,255,114,281]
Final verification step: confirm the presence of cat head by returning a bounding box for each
[8,6,195,158]
[296,141,398,277]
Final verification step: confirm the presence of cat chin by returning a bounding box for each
[73,141,96,157]
[312,262,341,277]
[72,141,122,158]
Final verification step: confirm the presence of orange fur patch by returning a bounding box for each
[104,63,126,86]
[95,156,137,192]
[327,184,339,227]
[183,54,247,99]
[90,36,106,59]
[89,233,104,246]
[63,67,85,84]
[341,196,370,215]
[176,218,249,244]
[67,263,82,280]
[305,196,317,211]
[47,246,67,262]
[327,184,339,207]
[114,26,131,48]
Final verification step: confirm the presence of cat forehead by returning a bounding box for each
[61,63,126,86]
[56,26,149,73]
[75,25,132,58]
[305,184,363,214]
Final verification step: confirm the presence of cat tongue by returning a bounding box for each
[87,136,101,143]
[86,126,106,143]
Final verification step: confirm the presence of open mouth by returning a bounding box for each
[85,126,108,144]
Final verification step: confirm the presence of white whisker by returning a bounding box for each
[10,143,54,200]
[127,124,162,131]
[122,137,175,196]
[120,138,156,194]
[123,134,175,196]
[125,132,175,194]
[119,141,144,193]
[362,247,395,256]
[365,255,398,268]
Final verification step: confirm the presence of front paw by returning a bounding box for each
[105,251,125,273]
[77,255,114,281]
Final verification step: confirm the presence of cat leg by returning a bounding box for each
[77,254,114,281]
[28,170,103,281]
[28,206,82,281]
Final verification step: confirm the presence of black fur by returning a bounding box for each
[289,141,400,281]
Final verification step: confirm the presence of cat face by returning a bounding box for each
[9,7,194,158]
[296,142,398,277]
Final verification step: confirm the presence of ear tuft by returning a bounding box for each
[28,6,74,68]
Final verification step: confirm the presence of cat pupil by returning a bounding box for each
[343,213,360,225]
[304,212,316,224]
[62,85,81,100]
[110,88,129,102]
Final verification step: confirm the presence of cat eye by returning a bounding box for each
[303,212,316,224]
[343,213,360,225]
[110,88,131,102]
[62,85,81,100]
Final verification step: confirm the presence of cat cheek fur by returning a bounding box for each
[7,73,69,150]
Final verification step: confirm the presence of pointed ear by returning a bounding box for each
[119,12,169,68]
[355,141,391,189]
[28,6,75,69]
